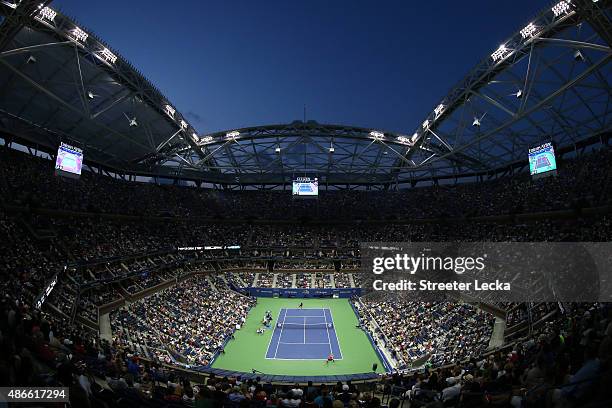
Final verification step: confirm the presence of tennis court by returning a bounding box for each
[265,308,342,360]
[535,154,552,168]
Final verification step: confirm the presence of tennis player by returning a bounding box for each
[326,353,335,364]
[298,302,303,309]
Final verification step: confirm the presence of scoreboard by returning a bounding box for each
[292,177,319,197]
[529,142,557,177]
[55,142,83,179]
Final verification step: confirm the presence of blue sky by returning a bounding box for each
[54,0,546,135]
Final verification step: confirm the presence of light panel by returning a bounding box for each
[491,44,510,62]
[37,6,57,22]
[434,103,445,118]
[396,136,411,145]
[99,47,117,64]
[71,26,89,43]
[165,104,176,118]
[520,23,537,39]
[552,1,571,17]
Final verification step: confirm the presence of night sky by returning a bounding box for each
[53,0,546,135]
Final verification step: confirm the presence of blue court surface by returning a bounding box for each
[266,308,342,360]
[299,184,314,193]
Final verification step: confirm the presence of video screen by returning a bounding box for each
[55,142,83,179]
[529,142,557,176]
[292,177,318,196]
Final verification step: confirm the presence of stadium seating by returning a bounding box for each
[1,145,612,407]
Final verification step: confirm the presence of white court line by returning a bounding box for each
[264,356,344,361]
[273,308,287,359]
[268,308,345,360]
[303,316,306,344]
[264,310,277,356]
[323,308,333,355]
[326,308,344,359]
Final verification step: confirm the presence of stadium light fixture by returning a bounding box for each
[396,136,411,145]
[37,6,57,22]
[165,104,175,118]
[369,131,384,139]
[434,103,445,118]
[512,89,523,99]
[329,141,334,153]
[574,50,584,61]
[491,44,510,62]
[200,136,213,144]
[422,120,430,129]
[71,26,89,43]
[275,146,281,153]
[87,91,95,99]
[124,113,138,127]
[226,130,240,139]
[411,132,419,143]
[180,120,188,129]
[99,47,117,64]
[552,1,571,17]
[472,117,481,127]
[520,23,538,39]
[191,133,199,143]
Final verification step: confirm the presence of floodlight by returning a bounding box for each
[574,50,584,61]
[100,48,117,64]
[422,120,429,129]
[180,120,188,129]
[275,146,281,153]
[472,117,481,127]
[71,27,89,43]
[552,1,571,17]
[38,6,56,22]
[396,136,411,145]
[87,91,95,99]
[509,90,523,98]
[369,131,384,139]
[201,136,213,143]
[411,132,419,143]
[192,133,199,142]
[124,113,138,127]
[491,44,509,62]
[165,104,175,118]
[520,23,537,39]
[226,131,240,138]
[434,103,444,118]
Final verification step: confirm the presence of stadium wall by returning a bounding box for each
[245,287,362,298]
